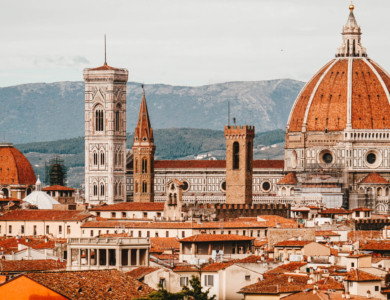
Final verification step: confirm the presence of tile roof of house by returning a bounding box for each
[278,173,298,185]
[265,262,307,275]
[201,261,235,272]
[237,255,265,263]
[273,240,313,247]
[348,231,383,243]
[25,269,154,299]
[360,172,389,184]
[360,240,390,251]
[319,208,351,214]
[172,265,200,272]
[315,277,345,290]
[42,185,75,191]
[0,237,46,252]
[154,160,284,169]
[315,231,341,236]
[239,274,311,294]
[256,215,298,228]
[306,206,321,209]
[351,207,373,211]
[0,210,92,221]
[89,202,165,211]
[347,254,372,258]
[180,234,255,243]
[282,291,382,300]
[254,240,268,247]
[344,269,382,281]
[150,237,180,250]
[126,267,160,280]
[0,259,66,272]
[153,254,179,261]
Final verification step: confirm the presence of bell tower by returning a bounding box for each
[84,61,128,205]
[132,87,156,203]
[225,124,255,204]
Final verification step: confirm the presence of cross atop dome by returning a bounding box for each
[336,3,367,57]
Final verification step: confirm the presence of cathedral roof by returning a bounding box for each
[89,62,120,71]
[278,173,297,185]
[360,172,389,184]
[133,88,153,144]
[287,6,390,133]
[0,144,36,185]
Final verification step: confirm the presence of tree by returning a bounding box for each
[136,275,216,300]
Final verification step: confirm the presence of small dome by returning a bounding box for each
[0,144,36,185]
[287,58,390,132]
[23,191,60,209]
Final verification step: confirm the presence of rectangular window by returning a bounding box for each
[58,226,62,234]
[34,225,37,236]
[375,286,379,292]
[264,230,267,237]
[157,213,161,218]
[351,262,354,268]
[96,212,100,217]
[46,225,50,234]
[21,225,24,234]
[155,232,159,237]
[111,212,116,218]
[143,212,147,218]
[228,231,231,235]
[166,231,169,238]
[221,231,224,234]
[245,275,251,281]
[9,225,12,234]
[159,279,166,288]
[257,230,260,237]
[67,226,71,234]
[349,282,353,287]
[139,231,142,237]
[243,230,246,236]
[180,277,188,286]
[213,231,216,234]
[236,230,239,235]
[250,230,253,237]
[182,231,185,238]
[98,230,101,235]
[147,231,150,237]
[90,230,94,237]
[122,212,126,218]
[205,275,214,287]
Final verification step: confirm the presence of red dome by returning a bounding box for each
[0,145,36,185]
[288,58,390,132]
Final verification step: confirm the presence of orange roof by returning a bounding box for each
[89,63,120,71]
[315,231,340,236]
[360,172,389,184]
[319,208,351,214]
[90,202,165,212]
[0,259,66,272]
[360,240,390,251]
[256,215,298,229]
[172,265,200,272]
[278,173,297,185]
[344,269,382,281]
[237,255,264,263]
[315,277,344,290]
[202,261,235,272]
[351,207,373,211]
[42,185,75,191]
[288,58,390,132]
[180,234,255,243]
[0,210,91,221]
[347,254,371,258]
[274,240,312,247]
[150,238,180,250]
[154,160,284,169]
[126,267,160,280]
[0,146,36,185]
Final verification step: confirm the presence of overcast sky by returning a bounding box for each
[1,0,389,87]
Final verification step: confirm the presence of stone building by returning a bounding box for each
[83,61,128,205]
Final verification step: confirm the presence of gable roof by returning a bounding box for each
[360,172,389,184]
[202,261,235,272]
[89,202,165,212]
[278,173,298,185]
[344,269,382,281]
[126,267,160,280]
[0,210,91,221]
[0,259,66,272]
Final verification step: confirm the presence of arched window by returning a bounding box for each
[100,184,105,196]
[115,104,121,132]
[2,188,9,198]
[169,193,172,205]
[93,153,98,166]
[118,152,122,166]
[95,106,104,132]
[142,181,147,193]
[135,158,138,173]
[114,151,118,166]
[173,193,177,204]
[247,142,252,171]
[233,142,239,170]
[93,185,98,196]
[118,183,122,196]
[142,158,147,174]
[135,181,138,193]
[100,152,105,166]
[114,183,118,196]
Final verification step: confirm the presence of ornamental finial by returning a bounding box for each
[349,1,354,11]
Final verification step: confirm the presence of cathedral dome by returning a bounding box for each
[0,143,36,185]
[287,7,390,133]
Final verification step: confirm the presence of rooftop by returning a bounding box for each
[0,259,66,272]
[126,266,160,280]
[90,202,165,212]
[42,185,75,191]
[344,269,382,281]
[278,172,298,185]
[180,234,255,243]
[273,240,313,247]
[360,172,389,184]
[0,210,92,221]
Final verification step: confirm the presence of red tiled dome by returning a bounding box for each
[0,145,36,185]
[288,58,390,132]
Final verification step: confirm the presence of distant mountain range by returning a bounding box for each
[0,79,304,144]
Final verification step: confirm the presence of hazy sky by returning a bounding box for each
[1,0,389,87]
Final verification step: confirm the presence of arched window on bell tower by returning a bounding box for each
[135,181,138,193]
[135,158,138,173]
[233,142,239,170]
[100,152,105,166]
[100,183,105,196]
[115,104,121,132]
[93,152,98,166]
[95,105,104,132]
[142,158,147,174]
[142,181,147,193]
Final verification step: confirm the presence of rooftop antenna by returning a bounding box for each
[104,34,107,65]
[228,102,230,126]
[250,112,252,126]
[233,117,236,125]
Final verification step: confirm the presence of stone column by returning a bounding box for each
[78,249,81,268]
[87,249,91,267]
[106,249,109,268]
[67,245,71,268]
[97,248,100,267]
[116,248,121,268]
[136,249,140,266]
[146,248,149,266]
[128,249,131,266]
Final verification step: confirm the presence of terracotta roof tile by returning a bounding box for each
[0,259,66,272]
[274,240,313,247]
[360,240,390,251]
[265,262,307,275]
[126,266,160,280]
[0,210,92,221]
[278,173,297,185]
[202,261,235,272]
[180,234,255,243]
[150,237,180,250]
[351,207,373,211]
[26,269,154,299]
[360,172,389,184]
[172,265,200,272]
[315,277,344,290]
[42,185,75,191]
[237,255,264,263]
[319,208,351,214]
[344,269,382,281]
[282,290,382,300]
[90,202,164,212]
[89,63,120,71]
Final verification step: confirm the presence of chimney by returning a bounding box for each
[346,292,350,299]
[288,276,293,283]
[342,292,345,298]
[367,290,372,299]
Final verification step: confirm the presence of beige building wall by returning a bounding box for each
[92,210,162,219]
[224,265,262,300]
[144,268,182,293]
[303,242,331,256]
[347,281,384,300]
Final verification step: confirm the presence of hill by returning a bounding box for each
[0,79,303,144]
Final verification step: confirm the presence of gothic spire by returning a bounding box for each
[134,85,153,144]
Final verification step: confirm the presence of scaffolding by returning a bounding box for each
[45,155,68,187]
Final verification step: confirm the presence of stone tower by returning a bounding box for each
[132,88,156,203]
[84,62,128,205]
[224,125,255,204]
